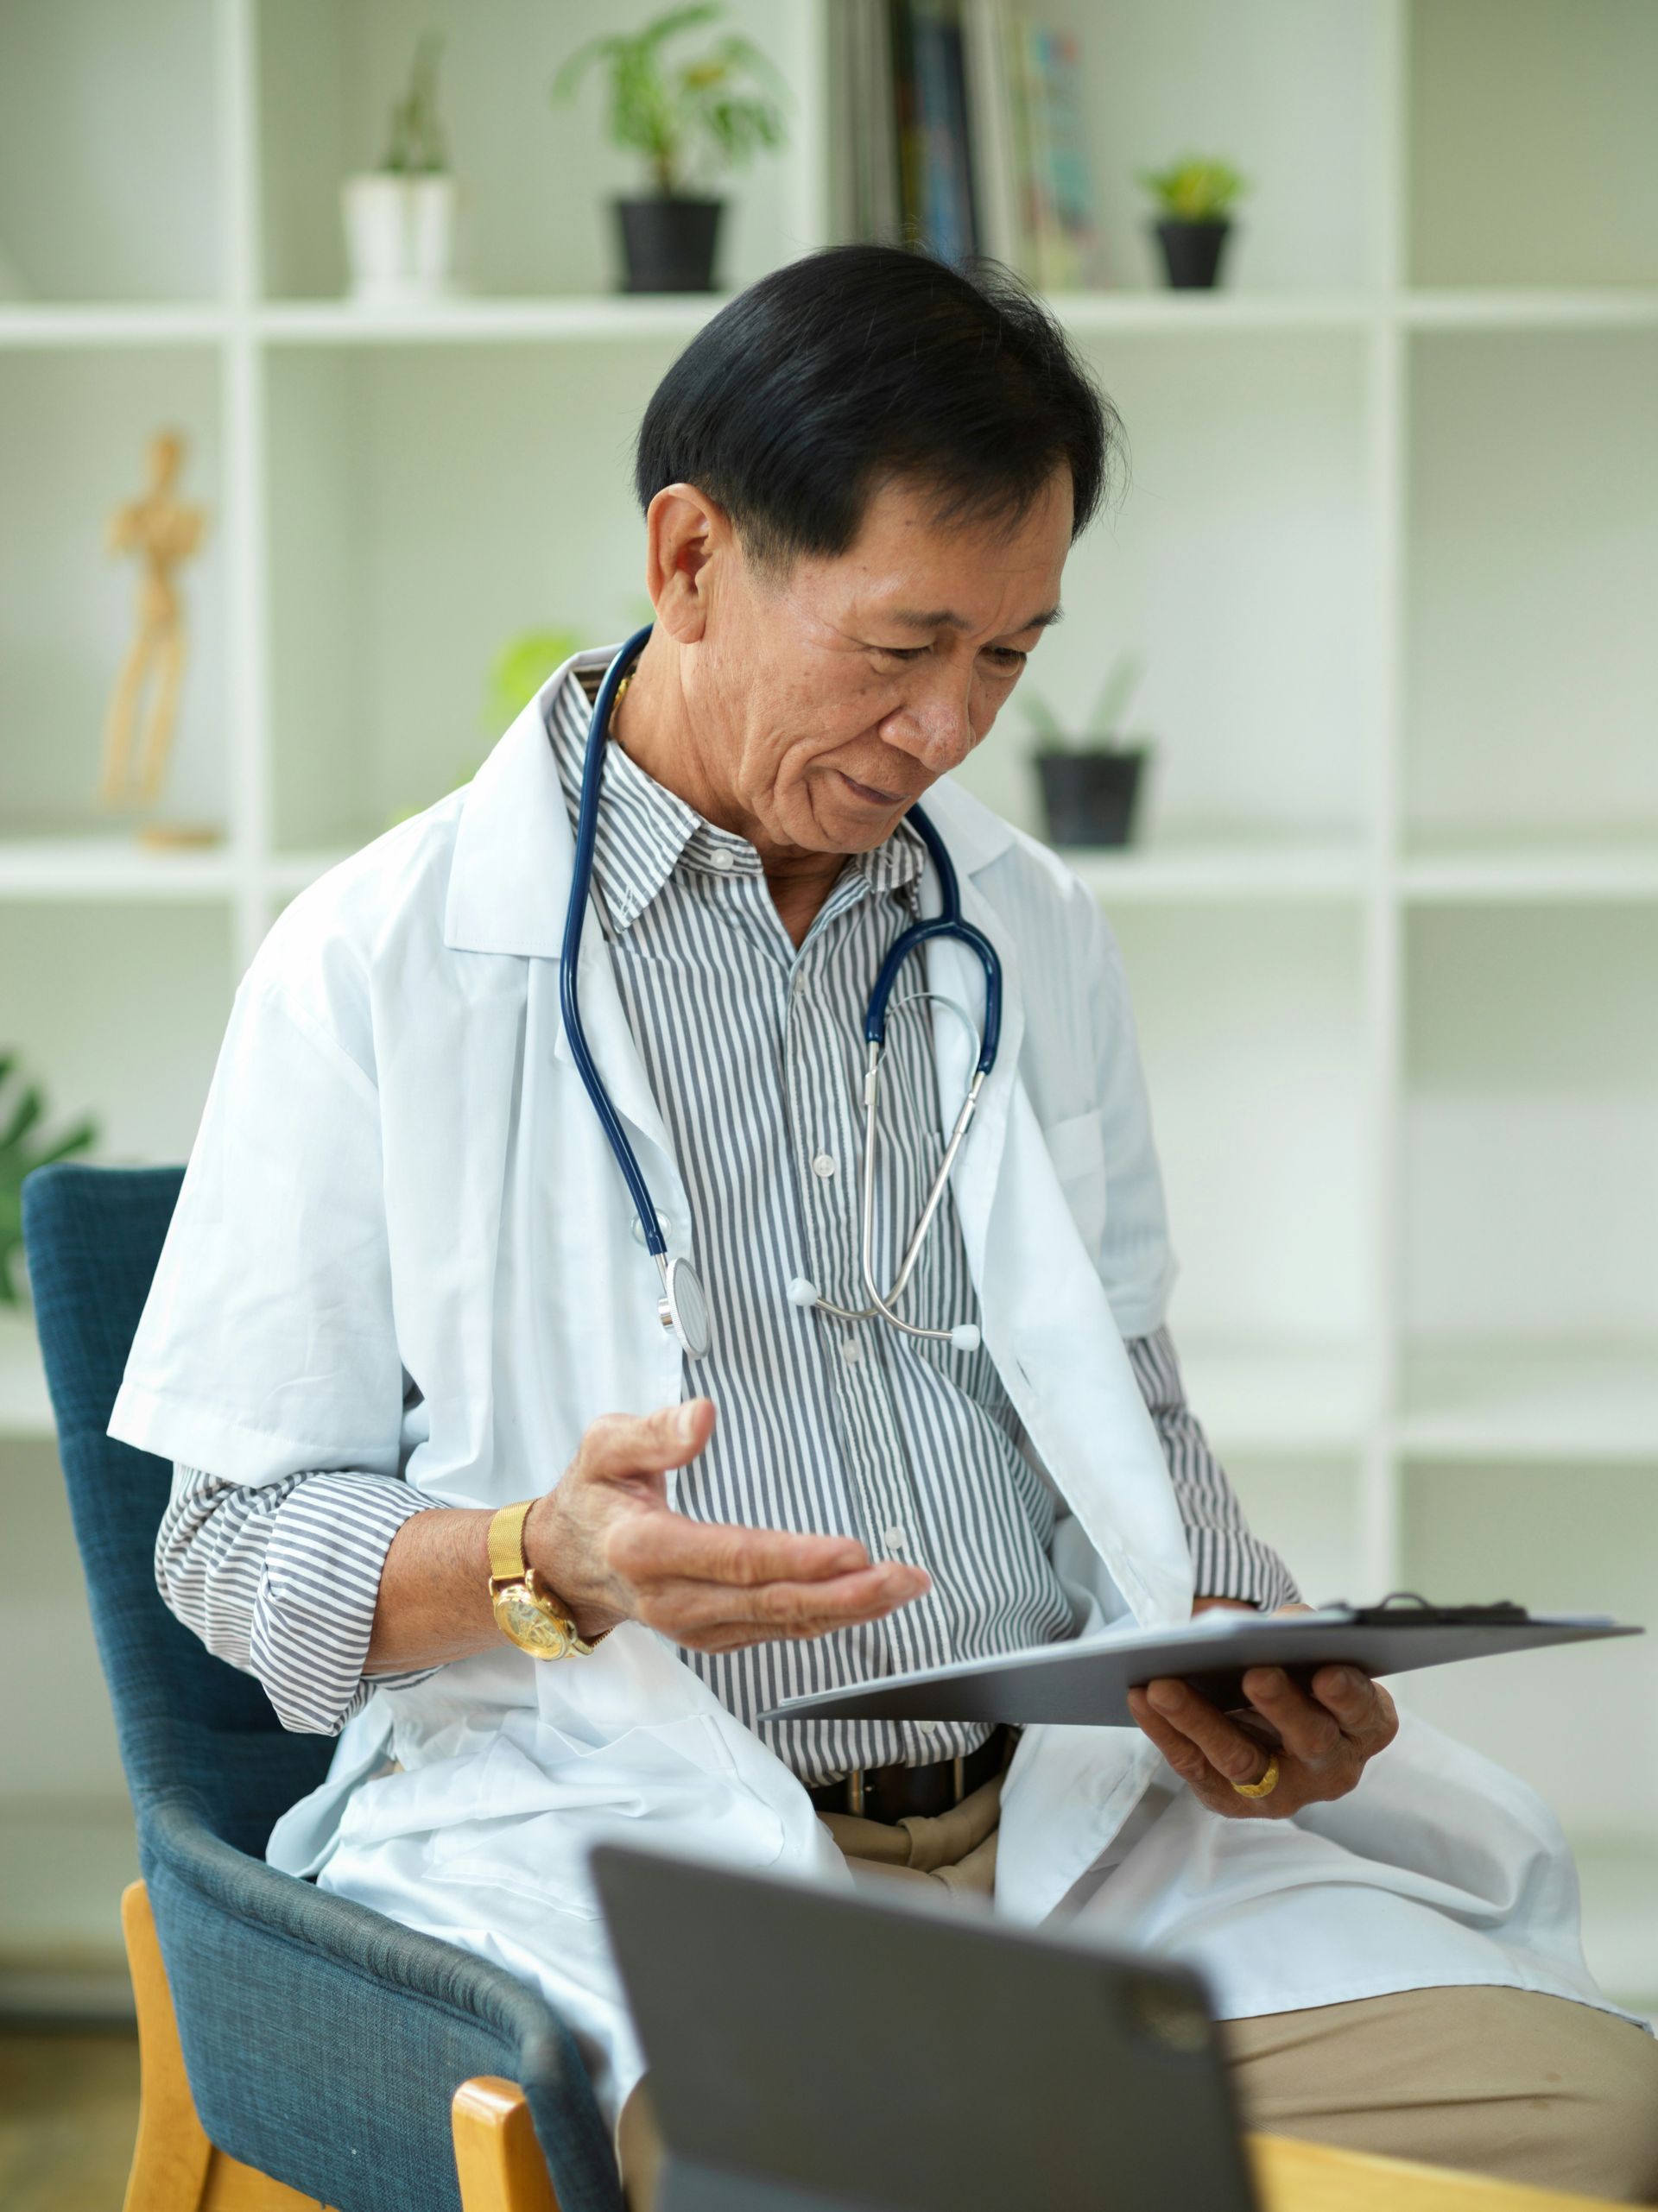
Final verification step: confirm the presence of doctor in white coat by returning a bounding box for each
[109,244,1658,2206]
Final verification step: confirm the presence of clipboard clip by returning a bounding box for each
[1339,1590,1532,1628]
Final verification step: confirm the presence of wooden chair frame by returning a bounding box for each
[120,1880,1615,2212]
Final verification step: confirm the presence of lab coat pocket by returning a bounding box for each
[1041,1107,1110,1257]
[424,1714,794,1914]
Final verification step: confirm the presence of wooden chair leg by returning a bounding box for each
[122,1880,329,2212]
[452,2078,562,2212]
[124,1875,566,2212]
[122,1880,216,2212]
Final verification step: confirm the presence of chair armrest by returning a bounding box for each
[141,1792,624,2212]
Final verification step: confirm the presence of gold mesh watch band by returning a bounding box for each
[486,1500,611,1653]
[487,1498,535,1585]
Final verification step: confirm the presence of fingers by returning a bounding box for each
[1308,1665,1399,1750]
[1241,1663,1395,1760]
[1129,1661,1398,1823]
[609,1511,872,1591]
[1127,1687,1221,1792]
[1238,1668,1345,1765]
[1138,1678,1275,1791]
[568,1400,939,1652]
[580,1399,718,1483]
[639,1561,931,1651]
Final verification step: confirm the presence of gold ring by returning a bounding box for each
[1231,1755,1280,1800]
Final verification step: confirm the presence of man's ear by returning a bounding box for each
[644,483,734,645]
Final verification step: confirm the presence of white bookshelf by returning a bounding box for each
[2,0,1655,2013]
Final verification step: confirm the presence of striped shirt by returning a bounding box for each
[158,662,1297,1779]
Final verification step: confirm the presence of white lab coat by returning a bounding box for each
[109,646,1635,2124]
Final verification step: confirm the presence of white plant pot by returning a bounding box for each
[407,174,457,292]
[341,173,459,307]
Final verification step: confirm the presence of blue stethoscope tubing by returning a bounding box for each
[560,623,1002,1361]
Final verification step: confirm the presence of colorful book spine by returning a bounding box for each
[892,0,982,267]
[835,0,1107,293]
[1006,14,1104,289]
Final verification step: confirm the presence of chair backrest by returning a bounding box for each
[22,1161,334,1857]
[23,1160,627,2212]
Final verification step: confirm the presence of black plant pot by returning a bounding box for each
[1153,218,1233,290]
[1036,749,1148,848]
[614,197,724,293]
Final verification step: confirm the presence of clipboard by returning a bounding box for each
[760,1596,1643,1731]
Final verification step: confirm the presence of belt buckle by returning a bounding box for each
[842,1749,970,1819]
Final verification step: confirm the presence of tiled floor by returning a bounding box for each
[0,2031,139,2212]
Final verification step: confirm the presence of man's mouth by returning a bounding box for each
[839,770,909,807]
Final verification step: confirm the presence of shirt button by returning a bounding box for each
[811,1152,837,1179]
[709,849,736,871]
[839,1337,863,1365]
[883,1526,908,1552]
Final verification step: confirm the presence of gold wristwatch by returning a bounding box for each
[487,1500,608,1660]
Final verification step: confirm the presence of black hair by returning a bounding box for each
[633,243,1123,571]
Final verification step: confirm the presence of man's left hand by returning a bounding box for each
[1125,1599,1399,1820]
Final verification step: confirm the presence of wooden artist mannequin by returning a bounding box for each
[100,428,208,814]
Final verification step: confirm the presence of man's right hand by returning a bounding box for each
[525,1399,930,1653]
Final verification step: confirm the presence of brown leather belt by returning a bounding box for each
[806,1726,1012,1823]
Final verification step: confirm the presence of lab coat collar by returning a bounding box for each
[443,644,1020,960]
[443,647,616,958]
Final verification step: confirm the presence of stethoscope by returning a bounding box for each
[560,625,1003,1362]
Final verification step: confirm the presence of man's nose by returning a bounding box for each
[888,669,976,774]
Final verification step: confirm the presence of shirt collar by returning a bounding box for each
[546,662,927,932]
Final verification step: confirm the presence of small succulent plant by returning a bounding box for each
[380,33,449,175]
[1136,155,1249,224]
[1021,650,1148,753]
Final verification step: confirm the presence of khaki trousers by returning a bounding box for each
[617,1775,1658,2208]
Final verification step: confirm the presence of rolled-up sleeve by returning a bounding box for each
[109,966,404,1489]
[156,1461,440,1735]
[1123,1327,1301,1613]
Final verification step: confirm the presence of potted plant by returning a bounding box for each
[382,626,588,831]
[552,3,787,294]
[341,34,459,307]
[1026,651,1152,849]
[1136,155,1249,290]
[2,1053,98,1305]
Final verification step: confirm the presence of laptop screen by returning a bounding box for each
[593,1843,1257,2212]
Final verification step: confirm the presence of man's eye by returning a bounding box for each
[875,645,927,661]
[986,648,1028,668]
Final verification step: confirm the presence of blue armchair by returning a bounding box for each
[22,1161,625,2212]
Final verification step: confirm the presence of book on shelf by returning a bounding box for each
[831,0,1105,290]
[1004,15,1105,289]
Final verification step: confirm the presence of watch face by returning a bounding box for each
[492,1586,576,1659]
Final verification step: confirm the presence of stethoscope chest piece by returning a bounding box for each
[658,1254,712,1362]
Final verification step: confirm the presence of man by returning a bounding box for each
[111,246,1658,2205]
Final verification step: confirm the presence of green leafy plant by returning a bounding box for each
[381,626,588,832]
[380,32,449,174]
[486,627,585,736]
[1136,155,1249,224]
[1021,650,1147,754]
[0,1053,98,1305]
[552,3,788,198]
